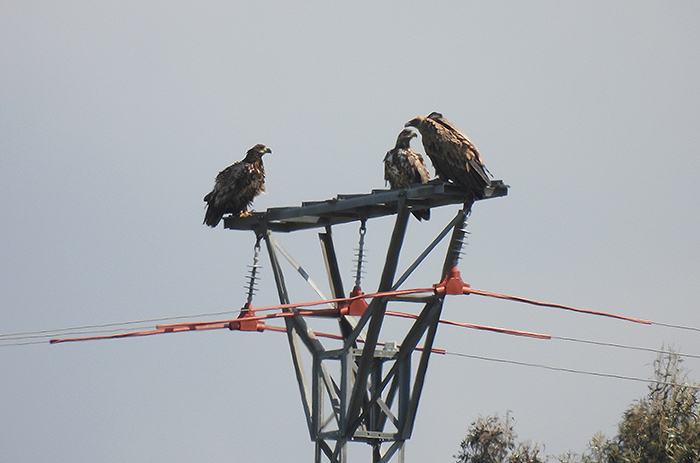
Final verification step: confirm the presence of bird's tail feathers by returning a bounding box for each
[203,206,223,228]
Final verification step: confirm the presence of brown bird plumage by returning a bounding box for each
[384,129,430,189]
[383,129,431,220]
[405,112,490,199]
[203,144,270,228]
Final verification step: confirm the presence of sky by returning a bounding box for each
[2,1,700,462]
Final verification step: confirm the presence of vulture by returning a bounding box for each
[405,112,491,199]
[383,128,431,220]
[203,144,270,227]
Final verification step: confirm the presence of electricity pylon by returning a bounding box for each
[225,182,508,463]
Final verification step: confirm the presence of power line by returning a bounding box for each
[653,321,700,333]
[467,287,651,324]
[442,350,700,390]
[4,287,700,353]
[552,335,700,360]
[0,309,246,341]
[6,314,700,392]
[0,339,48,347]
[0,325,156,346]
[4,287,437,344]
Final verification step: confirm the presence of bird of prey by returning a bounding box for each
[384,129,431,189]
[383,128,431,220]
[405,112,491,199]
[203,144,271,227]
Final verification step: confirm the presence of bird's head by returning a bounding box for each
[251,144,272,155]
[245,144,272,161]
[404,115,425,129]
[402,128,418,140]
[395,128,417,148]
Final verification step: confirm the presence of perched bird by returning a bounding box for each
[203,144,271,227]
[384,129,431,189]
[405,112,491,199]
[383,128,431,220]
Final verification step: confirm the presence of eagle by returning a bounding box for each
[203,144,271,227]
[383,128,431,220]
[405,112,491,199]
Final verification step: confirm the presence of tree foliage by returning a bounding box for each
[577,351,700,463]
[456,351,700,463]
[454,412,546,463]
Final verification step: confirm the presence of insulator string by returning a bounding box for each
[246,240,262,305]
[354,220,367,287]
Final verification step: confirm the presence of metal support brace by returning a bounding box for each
[264,230,324,439]
[392,209,466,291]
[319,227,355,341]
[344,196,410,435]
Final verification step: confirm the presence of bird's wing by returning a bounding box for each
[210,162,251,204]
[430,117,491,184]
[419,119,489,191]
[405,148,431,184]
[430,115,483,164]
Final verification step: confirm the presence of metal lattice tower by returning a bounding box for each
[224,181,508,463]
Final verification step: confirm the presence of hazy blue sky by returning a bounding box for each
[2,2,699,462]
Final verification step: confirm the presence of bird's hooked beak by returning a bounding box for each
[404,116,421,128]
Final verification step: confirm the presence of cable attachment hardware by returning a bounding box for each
[340,285,369,317]
[433,266,470,295]
[230,302,266,332]
[353,219,368,288]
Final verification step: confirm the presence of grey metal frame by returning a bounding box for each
[225,182,508,462]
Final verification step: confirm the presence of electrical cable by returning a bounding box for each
[0,325,154,343]
[466,288,652,324]
[386,311,551,339]
[551,335,700,360]
[4,285,700,352]
[652,321,700,333]
[0,309,245,340]
[441,350,700,390]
